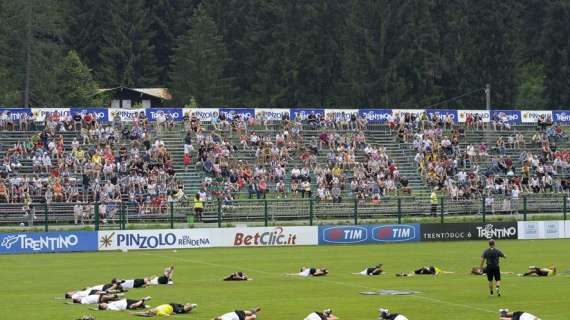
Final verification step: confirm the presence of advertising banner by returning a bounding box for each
[490,110,521,124]
[324,109,359,121]
[521,110,552,123]
[0,231,98,254]
[421,222,518,241]
[290,108,325,121]
[426,109,458,122]
[392,109,425,118]
[566,221,570,238]
[70,108,109,122]
[0,108,32,120]
[108,108,146,122]
[553,111,570,124]
[518,221,565,240]
[219,108,255,120]
[146,108,184,121]
[358,109,392,123]
[318,224,420,245]
[457,110,490,123]
[183,108,219,121]
[98,229,212,251]
[256,108,290,121]
[32,108,71,122]
[213,226,318,247]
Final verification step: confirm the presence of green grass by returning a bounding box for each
[2,240,569,320]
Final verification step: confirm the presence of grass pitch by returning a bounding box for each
[1,239,569,320]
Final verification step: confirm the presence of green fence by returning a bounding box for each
[0,193,567,231]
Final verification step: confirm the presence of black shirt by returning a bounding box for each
[482,247,505,268]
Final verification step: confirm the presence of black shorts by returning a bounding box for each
[126,299,141,309]
[235,310,246,320]
[170,303,185,314]
[133,279,146,288]
[512,311,523,320]
[157,275,169,284]
[486,267,501,281]
[309,268,317,275]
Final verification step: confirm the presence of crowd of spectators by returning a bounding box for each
[0,111,186,223]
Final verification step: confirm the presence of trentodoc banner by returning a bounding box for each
[421,222,518,241]
[0,231,98,254]
[318,224,420,245]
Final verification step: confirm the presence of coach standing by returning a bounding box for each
[480,239,506,297]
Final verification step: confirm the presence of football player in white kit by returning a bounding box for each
[98,296,151,311]
[215,307,261,320]
[287,267,328,277]
[304,308,338,320]
[499,309,541,320]
[72,293,121,305]
[353,264,384,276]
[379,308,408,320]
[148,266,175,285]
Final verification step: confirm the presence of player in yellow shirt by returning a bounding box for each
[134,302,197,317]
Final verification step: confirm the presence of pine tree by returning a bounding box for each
[169,5,230,107]
[98,0,158,87]
[55,50,101,106]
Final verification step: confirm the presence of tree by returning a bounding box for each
[55,50,102,107]
[98,0,159,87]
[169,5,230,106]
[515,62,546,109]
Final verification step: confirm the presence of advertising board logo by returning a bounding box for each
[544,222,560,238]
[371,225,416,242]
[99,232,115,248]
[476,224,517,239]
[524,222,539,236]
[1,233,78,251]
[233,227,297,246]
[99,231,210,249]
[321,226,368,244]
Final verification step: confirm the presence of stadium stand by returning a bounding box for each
[0,110,568,226]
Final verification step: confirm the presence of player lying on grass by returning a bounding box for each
[518,266,556,277]
[214,307,261,320]
[65,280,123,299]
[287,267,329,277]
[304,308,338,320]
[379,308,408,320]
[471,267,513,276]
[98,297,151,311]
[148,266,175,285]
[499,308,541,320]
[134,302,198,317]
[73,293,122,305]
[396,266,448,276]
[224,272,252,281]
[353,264,384,276]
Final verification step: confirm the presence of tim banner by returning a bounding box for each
[98,229,212,251]
[421,222,518,241]
[517,221,566,240]
[214,226,318,247]
[318,224,420,245]
[358,109,392,123]
[0,231,98,254]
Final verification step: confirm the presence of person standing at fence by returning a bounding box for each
[430,188,438,216]
[193,193,203,221]
[480,239,506,297]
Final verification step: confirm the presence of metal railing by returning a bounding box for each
[0,193,567,231]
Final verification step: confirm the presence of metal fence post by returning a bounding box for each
[354,198,358,225]
[170,202,174,229]
[440,197,444,224]
[309,198,314,226]
[562,194,568,221]
[482,197,486,223]
[217,198,222,228]
[523,195,527,221]
[264,199,268,227]
[44,203,49,232]
[397,197,402,224]
[94,203,100,231]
